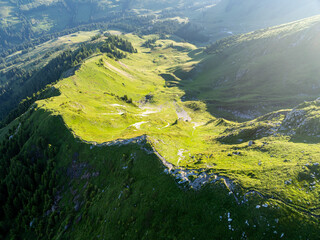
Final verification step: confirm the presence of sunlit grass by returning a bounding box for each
[35,33,320,217]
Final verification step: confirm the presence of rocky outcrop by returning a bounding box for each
[279,100,320,136]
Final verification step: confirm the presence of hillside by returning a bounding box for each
[2,102,317,239]
[0,29,103,122]
[3,0,320,54]
[177,15,320,120]
[0,0,204,52]
[198,0,320,40]
[2,31,320,238]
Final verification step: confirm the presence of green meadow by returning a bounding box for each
[34,32,320,220]
[2,2,320,239]
[2,14,320,238]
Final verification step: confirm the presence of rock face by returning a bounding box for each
[280,100,320,136]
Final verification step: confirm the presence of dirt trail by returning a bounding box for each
[138,107,161,116]
[118,61,129,69]
[131,121,147,130]
[104,61,134,79]
[192,122,202,135]
[161,123,170,129]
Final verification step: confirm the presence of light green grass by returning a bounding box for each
[34,33,320,218]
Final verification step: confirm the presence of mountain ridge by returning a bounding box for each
[2,7,320,239]
[178,14,320,121]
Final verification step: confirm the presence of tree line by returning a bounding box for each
[0,37,138,127]
[100,35,137,59]
[1,13,210,59]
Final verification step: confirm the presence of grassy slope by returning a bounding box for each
[179,15,320,120]
[0,0,194,45]
[1,30,100,74]
[39,34,205,160]
[0,0,120,31]
[2,0,320,51]
[0,29,102,121]
[30,32,320,224]
[1,3,320,239]
[3,108,317,239]
[198,0,320,40]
